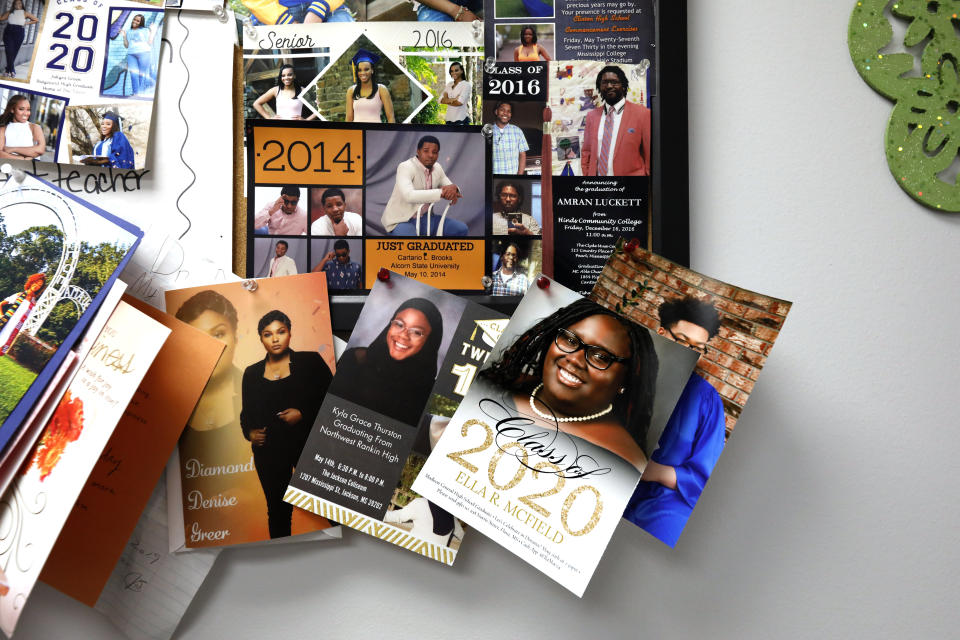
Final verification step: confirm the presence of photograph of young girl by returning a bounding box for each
[0,0,39,80]
[329,272,467,428]
[0,87,64,162]
[305,38,427,123]
[251,63,318,121]
[101,9,164,100]
[166,275,337,547]
[244,50,329,120]
[496,24,554,62]
[64,103,152,169]
[474,281,698,472]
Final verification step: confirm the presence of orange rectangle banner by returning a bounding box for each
[252,126,364,186]
[364,239,485,290]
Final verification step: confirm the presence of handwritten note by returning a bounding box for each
[95,480,219,640]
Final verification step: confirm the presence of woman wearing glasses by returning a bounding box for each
[481,298,658,471]
[241,309,332,538]
[333,298,444,426]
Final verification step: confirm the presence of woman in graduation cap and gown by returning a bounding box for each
[345,49,395,124]
[84,111,135,169]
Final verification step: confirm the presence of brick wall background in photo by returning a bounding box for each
[589,248,792,436]
[308,37,418,122]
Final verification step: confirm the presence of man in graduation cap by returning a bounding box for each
[381,134,469,236]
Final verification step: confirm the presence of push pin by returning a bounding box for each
[481,123,494,140]
[484,56,496,74]
[241,279,258,292]
[242,18,257,39]
[472,20,483,42]
[377,268,391,282]
[536,275,550,290]
[480,275,492,290]
[213,3,228,23]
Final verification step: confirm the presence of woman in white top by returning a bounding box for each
[253,64,317,121]
[0,0,38,77]
[0,94,45,159]
[345,49,395,123]
[440,61,471,125]
[120,13,159,96]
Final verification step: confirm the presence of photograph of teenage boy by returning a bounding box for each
[381,135,468,236]
[241,310,332,538]
[491,181,541,236]
[624,296,725,547]
[310,187,362,236]
[255,186,307,236]
[581,65,651,177]
[490,242,529,296]
[267,240,297,277]
[492,101,529,175]
[312,239,361,290]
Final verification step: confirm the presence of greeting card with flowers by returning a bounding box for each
[0,300,169,636]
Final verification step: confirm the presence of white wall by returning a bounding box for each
[14,2,959,637]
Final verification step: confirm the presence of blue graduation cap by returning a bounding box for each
[350,49,380,83]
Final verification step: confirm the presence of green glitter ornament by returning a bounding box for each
[849,0,960,211]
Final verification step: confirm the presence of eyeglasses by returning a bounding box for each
[390,318,427,340]
[665,327,708,355]
[281,197,299,206]
[554,328,628,370]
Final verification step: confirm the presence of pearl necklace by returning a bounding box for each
[528,383,613,423]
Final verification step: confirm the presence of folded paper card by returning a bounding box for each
[0,300,170,636]
[42,294,224,605]
[0,172,141,455]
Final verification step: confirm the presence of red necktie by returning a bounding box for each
[597,107,614,176]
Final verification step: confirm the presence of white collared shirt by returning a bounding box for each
[595,98,626,176]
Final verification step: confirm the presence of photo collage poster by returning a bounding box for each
[164,274,339,549]
[588,245,793,547]
[242,21,496,295]
[413,275,699,595]
[285,272,508,564]
[484,0,657,294]
[239,2,665,302]
[0,172,141,453]
[0,0,166,168]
